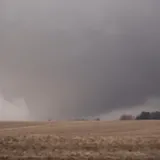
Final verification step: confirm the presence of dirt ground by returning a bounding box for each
[0,120,159,160]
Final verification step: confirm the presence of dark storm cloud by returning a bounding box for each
[0,0,160,119]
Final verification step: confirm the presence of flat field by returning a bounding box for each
[0,120,159,160]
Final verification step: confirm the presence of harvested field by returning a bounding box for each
[0,120,159,160]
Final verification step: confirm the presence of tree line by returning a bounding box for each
[120,111,160,120]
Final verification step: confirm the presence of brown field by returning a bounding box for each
[0,120,159,160]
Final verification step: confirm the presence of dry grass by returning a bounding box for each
[0,120,159,159]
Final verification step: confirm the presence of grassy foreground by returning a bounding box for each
[0,120,159,159]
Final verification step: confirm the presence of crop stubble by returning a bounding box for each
[0,120,159,160]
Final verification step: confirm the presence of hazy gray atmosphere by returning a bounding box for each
[0,0,160,120]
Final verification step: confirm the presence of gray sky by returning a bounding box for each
[0,0,160,120]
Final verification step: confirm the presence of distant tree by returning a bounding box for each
[150,111,160,120]
[136,111,151,120]
[120,111,160,121]
[48,118,51,121]
[120,114,135,120]
[95,118,100,121]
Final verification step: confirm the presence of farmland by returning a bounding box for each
[0,120,159,159]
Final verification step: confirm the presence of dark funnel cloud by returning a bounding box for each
[0,0,160,119]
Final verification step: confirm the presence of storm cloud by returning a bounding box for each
[0,0,160,120]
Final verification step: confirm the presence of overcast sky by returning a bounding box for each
[0,0,160,120]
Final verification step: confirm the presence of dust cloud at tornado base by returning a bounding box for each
[0,0,160,120]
